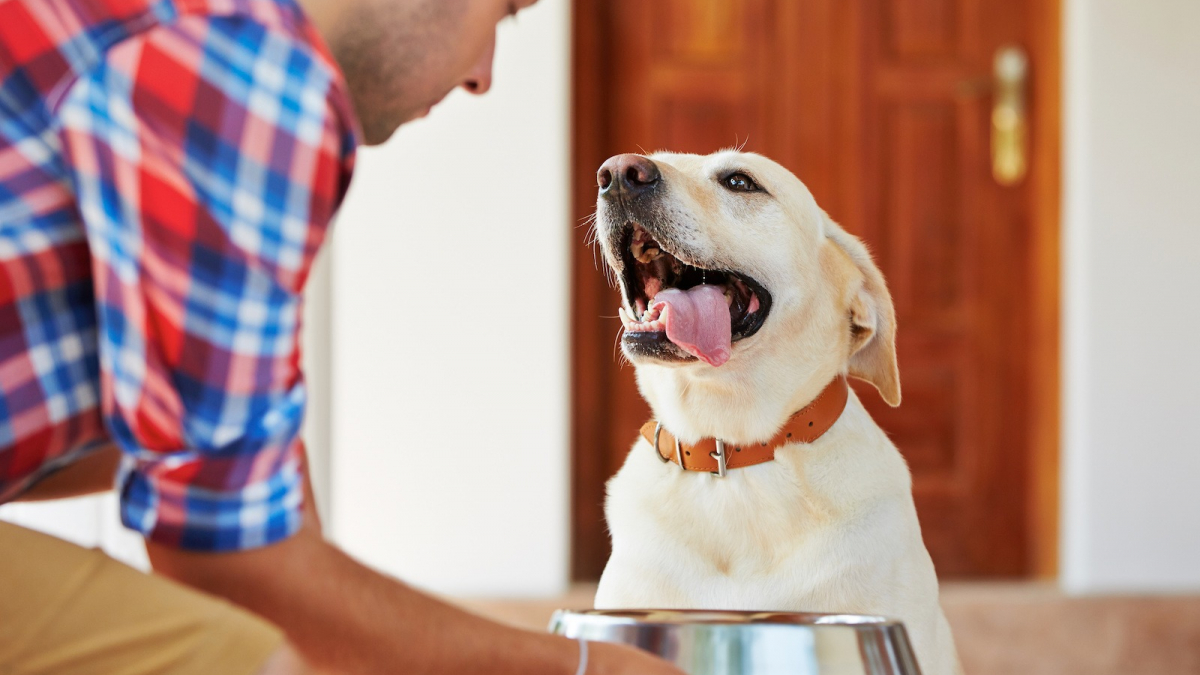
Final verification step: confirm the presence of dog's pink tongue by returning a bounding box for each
[652,285,732,367]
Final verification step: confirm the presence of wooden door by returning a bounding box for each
[570,0,1060,579]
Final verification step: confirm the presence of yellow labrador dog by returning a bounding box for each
[591,151,962,675]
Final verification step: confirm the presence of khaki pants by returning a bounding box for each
[0,521,282,675]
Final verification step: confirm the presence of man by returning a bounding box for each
[0,0,683,672]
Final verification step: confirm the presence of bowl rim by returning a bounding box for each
[551,608,904,628]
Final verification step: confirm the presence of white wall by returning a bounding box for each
[303,249,334,524]
[0,493,149,569]
[328,2,572,597]
[1061,0,1200,593]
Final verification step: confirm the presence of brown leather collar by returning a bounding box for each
[639,375,850,475]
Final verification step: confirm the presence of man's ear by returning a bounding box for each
[827,225,901,407]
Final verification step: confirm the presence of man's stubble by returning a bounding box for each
[330,0,470,145]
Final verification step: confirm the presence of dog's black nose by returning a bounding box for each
[597,154,661,198]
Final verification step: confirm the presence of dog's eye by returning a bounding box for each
[721,172,762,193]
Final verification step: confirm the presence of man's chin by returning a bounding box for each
[358,97,445,146]
[360,125,396,147]
[360,114,412,146]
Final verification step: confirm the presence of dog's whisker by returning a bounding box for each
[611,326,627,364]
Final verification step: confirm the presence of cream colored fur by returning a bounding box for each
[593,151,963,675]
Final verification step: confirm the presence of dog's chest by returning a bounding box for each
[603,440,916,607]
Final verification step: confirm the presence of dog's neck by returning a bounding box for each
[640,374,848,475]
[637,355,847,445]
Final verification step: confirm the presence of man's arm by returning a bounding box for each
[147,517,683,675]
[143,467,683,674]
[147,519,569,675]
[15,445,121,502]
[17,442,682,673]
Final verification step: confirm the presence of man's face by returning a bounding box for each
[329,0,539,145]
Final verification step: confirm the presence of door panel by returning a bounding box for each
[571,0,1058,580]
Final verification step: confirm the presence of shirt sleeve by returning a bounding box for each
[56,12,352,550]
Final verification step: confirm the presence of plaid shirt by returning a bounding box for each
[0,0,357,550]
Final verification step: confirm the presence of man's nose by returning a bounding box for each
[461,39,495,95]
[597,154,661,198]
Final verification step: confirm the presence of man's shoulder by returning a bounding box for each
[139,0,353,136]
[59,0,358,147]
[0,0,334,114]
[176,0,321,49]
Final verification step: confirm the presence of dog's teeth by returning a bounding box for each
[633,243,662,264]
[642,247,661,262]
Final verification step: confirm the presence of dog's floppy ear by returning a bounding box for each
[826,224,901,407]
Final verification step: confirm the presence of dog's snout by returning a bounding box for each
[598,154,661,198]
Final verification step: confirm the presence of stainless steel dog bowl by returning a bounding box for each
[549,609,921,675]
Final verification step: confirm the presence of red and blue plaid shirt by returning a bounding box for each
[0,0,357,550]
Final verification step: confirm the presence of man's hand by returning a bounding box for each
[148,519,684,675]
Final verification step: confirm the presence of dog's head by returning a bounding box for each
[594,150,900,438]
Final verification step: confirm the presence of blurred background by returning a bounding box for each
[3,0,1199,672]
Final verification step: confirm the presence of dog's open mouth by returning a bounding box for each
[616,223,772,367]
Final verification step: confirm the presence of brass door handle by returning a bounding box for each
[992,45,1028,186]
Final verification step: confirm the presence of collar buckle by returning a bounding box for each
[652,422,683,466]
[710,440,728,477]
[655,422,722,475]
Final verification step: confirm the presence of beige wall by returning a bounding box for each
[1061,0,1200,592]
